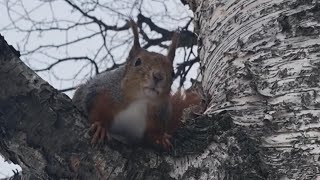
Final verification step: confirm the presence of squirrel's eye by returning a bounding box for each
[134,58,142,66]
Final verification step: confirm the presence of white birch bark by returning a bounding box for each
[195,0,320,179]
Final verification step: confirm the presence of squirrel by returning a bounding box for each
[72,20,203,151]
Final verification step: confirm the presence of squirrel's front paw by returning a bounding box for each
[155,133,173,151]
[89,122,108,144]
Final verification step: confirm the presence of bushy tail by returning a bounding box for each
[168,88,203,134]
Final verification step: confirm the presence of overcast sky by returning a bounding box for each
[0,0,197,178]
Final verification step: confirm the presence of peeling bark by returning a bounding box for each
[195,0,320,179]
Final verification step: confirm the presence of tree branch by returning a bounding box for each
[64,0,130,32]
[0,34,233,179]
[34,56,99,74]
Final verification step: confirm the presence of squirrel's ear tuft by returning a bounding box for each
[167,32,179,63]
[128,19,141,60]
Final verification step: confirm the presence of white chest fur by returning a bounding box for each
[110,99,148,143]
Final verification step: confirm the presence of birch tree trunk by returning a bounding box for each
[1,0,320,179]
[194,0,320,179]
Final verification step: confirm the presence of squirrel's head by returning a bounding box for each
[122,20,178,101]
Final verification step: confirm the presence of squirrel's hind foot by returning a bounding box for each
[155,133,173,151]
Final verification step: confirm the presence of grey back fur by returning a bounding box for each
[72,66,126,116]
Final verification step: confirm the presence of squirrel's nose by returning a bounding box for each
[153,71,163,83]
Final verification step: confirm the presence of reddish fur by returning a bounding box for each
[89,88,202,148]
[85,20,197,149]
[145,105,163,143]
[89,91,118,126]
[168,89,202,134]
[89,90,120,143]
[89,89,171,145]
[89,91,172,149]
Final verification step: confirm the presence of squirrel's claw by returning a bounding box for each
[155,133,173,151]
[163,133,172,147]
[90,122,108,144]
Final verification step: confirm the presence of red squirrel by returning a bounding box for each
[72,20,202,150]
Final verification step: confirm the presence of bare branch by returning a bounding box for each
[2,0,198,93]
